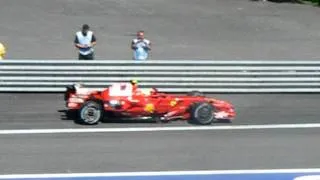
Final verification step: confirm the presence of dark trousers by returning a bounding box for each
[78,52,94,60]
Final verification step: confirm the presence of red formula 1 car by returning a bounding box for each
[64,82,236,125]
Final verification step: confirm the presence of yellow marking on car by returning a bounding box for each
[144,103,155,113]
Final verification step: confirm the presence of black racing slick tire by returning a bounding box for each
[78,100,103,125]
[189,102,215,125]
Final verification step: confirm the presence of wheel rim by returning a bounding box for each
[199,107,211,119]
[196,105,214,124]
[81,105,101,124]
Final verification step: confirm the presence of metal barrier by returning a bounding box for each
[1,60,320,93]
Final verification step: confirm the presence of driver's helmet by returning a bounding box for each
[73,82,83,89]
[130,79,138,86]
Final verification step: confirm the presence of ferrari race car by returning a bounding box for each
[64,82,236,125]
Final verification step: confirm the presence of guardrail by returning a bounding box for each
[1,60,320,93]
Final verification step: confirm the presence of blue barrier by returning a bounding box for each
[2,169,320,180]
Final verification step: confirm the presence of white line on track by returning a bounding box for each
[1,168,320,179]
[1,123,320,135]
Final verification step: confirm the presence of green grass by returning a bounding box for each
[298,0,320,5]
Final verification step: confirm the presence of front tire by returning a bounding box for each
[78,100,103,125]
[189,102,215,125]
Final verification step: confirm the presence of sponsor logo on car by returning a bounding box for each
[170,100,177,106]
[144,103,155,113]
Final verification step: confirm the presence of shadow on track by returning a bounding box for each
[57,109,165,125]
[57,109,231,126]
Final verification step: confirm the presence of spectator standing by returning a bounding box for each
[0,42,6,60]
[74,24,97,60]
[131,30,151,61]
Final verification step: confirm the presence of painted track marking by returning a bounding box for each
[1,168,320,179]
[1,123,320,135]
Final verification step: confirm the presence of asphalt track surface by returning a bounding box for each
[0,93,320,174]
[1,0,320,60]
[1,128,320,174]
[1,93,320,129]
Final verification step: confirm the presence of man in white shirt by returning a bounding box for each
[131,30,151,60]
[74,24,97,60]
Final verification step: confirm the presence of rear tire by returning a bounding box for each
[77,100,103,125]
[189,102,215,125]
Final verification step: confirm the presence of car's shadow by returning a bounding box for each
[58,109,75,121]
[58,109,162,125]
[58,109,231,125]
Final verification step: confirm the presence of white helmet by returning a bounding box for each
[73,83,83,89]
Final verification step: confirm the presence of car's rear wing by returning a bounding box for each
[64,83,103,101]
[64,84,77,101]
